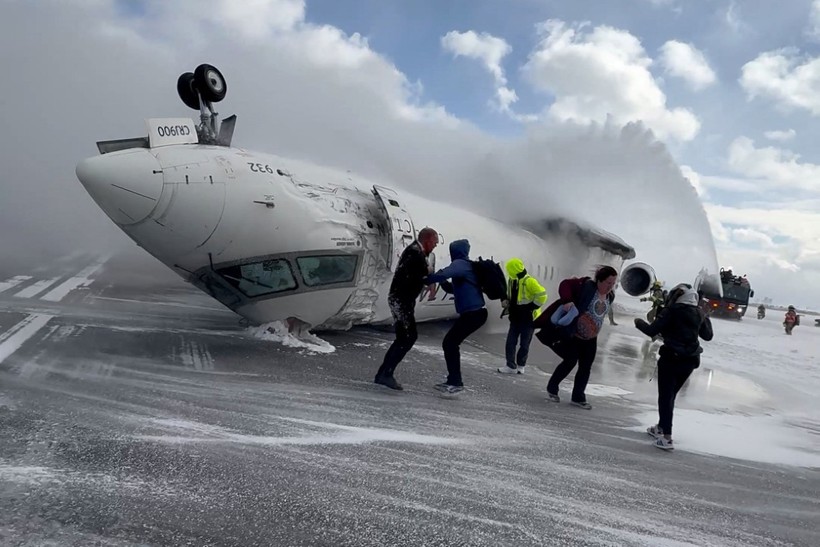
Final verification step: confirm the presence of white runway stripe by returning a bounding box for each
[0,314,54,364]
[0,275,32,294]
[41,258,109,302]
[14,277,62,299]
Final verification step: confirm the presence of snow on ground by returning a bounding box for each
[618,293,820,467]
[247,320,336,353]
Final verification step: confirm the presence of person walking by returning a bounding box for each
[538,266,618,409]
[425,239,488,395]
[635,283,713,450]
[497,258,547,375]
[373,227,439,390]
[784,306,798,335]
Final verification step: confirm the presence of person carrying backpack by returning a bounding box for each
[533,266,618,409]
[498,258,548,375]
[425,239,488,395]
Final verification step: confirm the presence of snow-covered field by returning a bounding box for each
[617,294,820,467]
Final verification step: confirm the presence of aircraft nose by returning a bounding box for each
[76,149,163,225]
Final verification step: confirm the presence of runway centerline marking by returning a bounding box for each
[0,314,55,364]
[0,275,32,294]
[41,257,110,302]
[13,277,62,299]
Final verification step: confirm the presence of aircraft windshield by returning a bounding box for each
[297,255,358,287]
[218,259,297,297]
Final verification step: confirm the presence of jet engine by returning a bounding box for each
[620,262,657,296]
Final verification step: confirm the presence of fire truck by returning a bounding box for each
[699,268,754,319]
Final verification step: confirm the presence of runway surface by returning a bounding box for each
[1,250,818,546]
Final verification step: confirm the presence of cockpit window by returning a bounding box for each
[217,259,297,297]
[296,255,358,287]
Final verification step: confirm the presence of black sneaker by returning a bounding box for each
[374,375,403,391]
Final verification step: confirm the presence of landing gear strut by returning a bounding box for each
[176,63,234,145]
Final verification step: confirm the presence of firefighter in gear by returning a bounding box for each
[641,280,666,323]
[784,306,798,335]
[498,258,548,375]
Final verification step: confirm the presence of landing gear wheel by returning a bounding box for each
[177,72,200,110]
[194,64,227,103]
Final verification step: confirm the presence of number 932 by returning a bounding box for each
[248,162,274,174]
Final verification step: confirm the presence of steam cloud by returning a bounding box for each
[0,1,717,288]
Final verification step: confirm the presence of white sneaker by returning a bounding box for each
[497,366,517,374]
[654,437,674,451]
[646,425,664,439]
[516,366,526,375]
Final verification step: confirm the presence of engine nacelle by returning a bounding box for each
[620,262,656,296]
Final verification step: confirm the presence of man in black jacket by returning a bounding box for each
[635,283,713,451]
[374,227,439,390]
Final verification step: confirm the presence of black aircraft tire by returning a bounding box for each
[194,64,227,103]
[177,72,200,110]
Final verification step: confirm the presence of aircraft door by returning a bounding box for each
[372,185,415,271]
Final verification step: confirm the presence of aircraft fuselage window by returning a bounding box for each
[218,259,297,297]
[297,255,358,287]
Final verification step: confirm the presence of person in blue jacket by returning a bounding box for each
[425,239,488,395]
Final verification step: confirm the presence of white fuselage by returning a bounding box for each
[77,140,627,330]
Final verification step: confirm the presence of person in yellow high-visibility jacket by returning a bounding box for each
[498,258,548,375]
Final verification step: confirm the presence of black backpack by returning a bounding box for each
[471,257,507,300]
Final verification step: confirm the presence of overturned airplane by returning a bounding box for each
[76,64,653,331]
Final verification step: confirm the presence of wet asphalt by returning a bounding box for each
[0,250,818,546]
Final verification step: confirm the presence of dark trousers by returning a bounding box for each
[657,350,698,436]
[505,321,534,368]
[546,337,597,403]
[443,308,488,386]
[376,298,417,378]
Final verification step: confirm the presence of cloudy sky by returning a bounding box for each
[2,0,819,308]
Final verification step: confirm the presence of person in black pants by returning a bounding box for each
[537,266,618,409]
[635,283,713,451]
[374,227,439,390]
[425,239,488,395]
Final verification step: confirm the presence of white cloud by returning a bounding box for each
[807,0,820,42]
[441,30,517,112]
[0,1,723,304]
[724,0,747,34]
[214,0,305,37]
[699,174,760,193]
[727,137,820,192]
[522,20,700,141]
[731,228,774,248]
[766,256,800,272]
[659,40,716,90]
[706,204,820,266]
[636,0,682,14]
[763,129,796,142]
[740,49,820,115]
[700,134,820,304]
